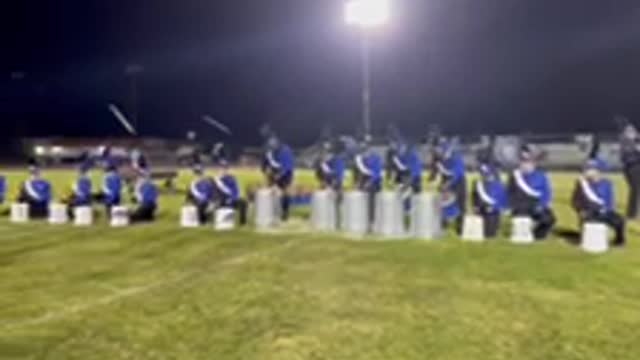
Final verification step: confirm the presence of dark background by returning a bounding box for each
[1,0,639,146]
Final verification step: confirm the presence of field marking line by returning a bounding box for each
[1,239,297,332]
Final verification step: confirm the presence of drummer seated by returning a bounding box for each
[130,170,158,223]
[18,165,52,219]
[213,162,247,226]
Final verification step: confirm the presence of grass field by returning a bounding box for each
[1,169,639,360]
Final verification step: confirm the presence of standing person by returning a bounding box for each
[353,136,383,232]
[102,163,122,216]
[262,135,295,222]
[619,123,640,219]
[18,162,52,219]
[472,163,508,238]
[130,169,158,223]
[507,145,556,240]
[186,163,214,224]
[571,158,626,247]
[212,161,248,226]
[431,138,467,233]
[315,140,346,192]
[67,163,93,217]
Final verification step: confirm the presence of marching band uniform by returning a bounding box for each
[213,165,248,226]
[67,164,93,218]
[389,143,423,193]
[507,148,556,239]
[354,144,383,231]
[472,164,507,238]
[316,143,346,191]
[102,164,123,215]
[620,124,640,218]
[130,171,158,223]
[433,140,467,230]
[263,137,295,221]
[18,165,52,218]
[187,164,214,224]
[571,159,625,246]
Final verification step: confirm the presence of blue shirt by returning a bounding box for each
[73,176,92,205]
[0,176,5,203]
[580,178,614,211]
[355,152,383,188]
[475,179,508,212]
[213,175,240,205]
[264,145,295,175]
[190,177,213,205]
[135,179,158,206]
[394,148,422,181]
[513,169,552,208]
[103,172,122,205]
[320,154,346,187]
[25,178,52,204]
[442,194,461,220]
[438,151,465,187]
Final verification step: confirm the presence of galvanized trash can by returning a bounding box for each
[410,192,442,240]
[311,189,337,231]
[374,191,406,238]
[341,191,368,237]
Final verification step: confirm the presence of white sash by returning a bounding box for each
[26,180,43,201]
[513,170,541,198]
[393,156,407,171]
[321,161,332,174]
[437,162,453,176]
[102,174,114,196]
[579,177,604,206]
[441,194,457,207]
[355,155,371,176]
[190,180,207,202]
[476,181,496,206]
[266,151,281,169]
[214,177,233,196]
[135,180,144,203]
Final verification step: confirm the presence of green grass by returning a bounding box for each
[1,169,639,360]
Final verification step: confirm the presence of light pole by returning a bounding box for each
[345,0,390,136]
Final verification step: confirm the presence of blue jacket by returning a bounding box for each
[190,177,213,205]
[0,176,5,204]
[442,194,461,220]
[392,148,422,182]
[319,154,346,187]
[355,152,383,188]
[25,178,52,204]
[135,179,158,206]
[72,176,92,205]
[213,175,240,206]
[473,179,507,213]
[264,145,295,175]
[438,151,465,188]
[102,172,122,205]
[577,177,614,211]
[510,169,552,208]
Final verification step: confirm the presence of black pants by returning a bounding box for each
[479,209,500,238]
[230,199,248,226]
[130,204,156,223]
[582,210,626,245]
[513,208,556,240]
[17,191,48,219]
[194,203,211,224]
[624,164,640,219]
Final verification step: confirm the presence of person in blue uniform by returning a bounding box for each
[18,162,52,219]
[571,158,626,247]
[262,135,295,221]
[186,163,214,224]
[315,140,346,192]
[66,162,93,217]
[431,138,467,233]
[0,174,5,205]
[130,169,158,223]
[101,163,122,215]
[353,137,383,231]
[507,145,556,240]
[213,161,248,226]
[472,163,508,238]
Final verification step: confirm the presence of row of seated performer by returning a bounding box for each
[313,136,625,246]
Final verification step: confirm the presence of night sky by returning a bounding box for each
[2,0,640,146]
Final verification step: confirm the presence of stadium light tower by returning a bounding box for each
[345,0,390,136]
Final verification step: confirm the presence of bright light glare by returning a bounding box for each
[34,146,46,155]
[345,0,390,28]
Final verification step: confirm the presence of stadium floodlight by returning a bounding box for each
[345,0,390,136]
[345,0,390,28]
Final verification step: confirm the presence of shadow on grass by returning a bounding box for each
[553,227,581,246]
